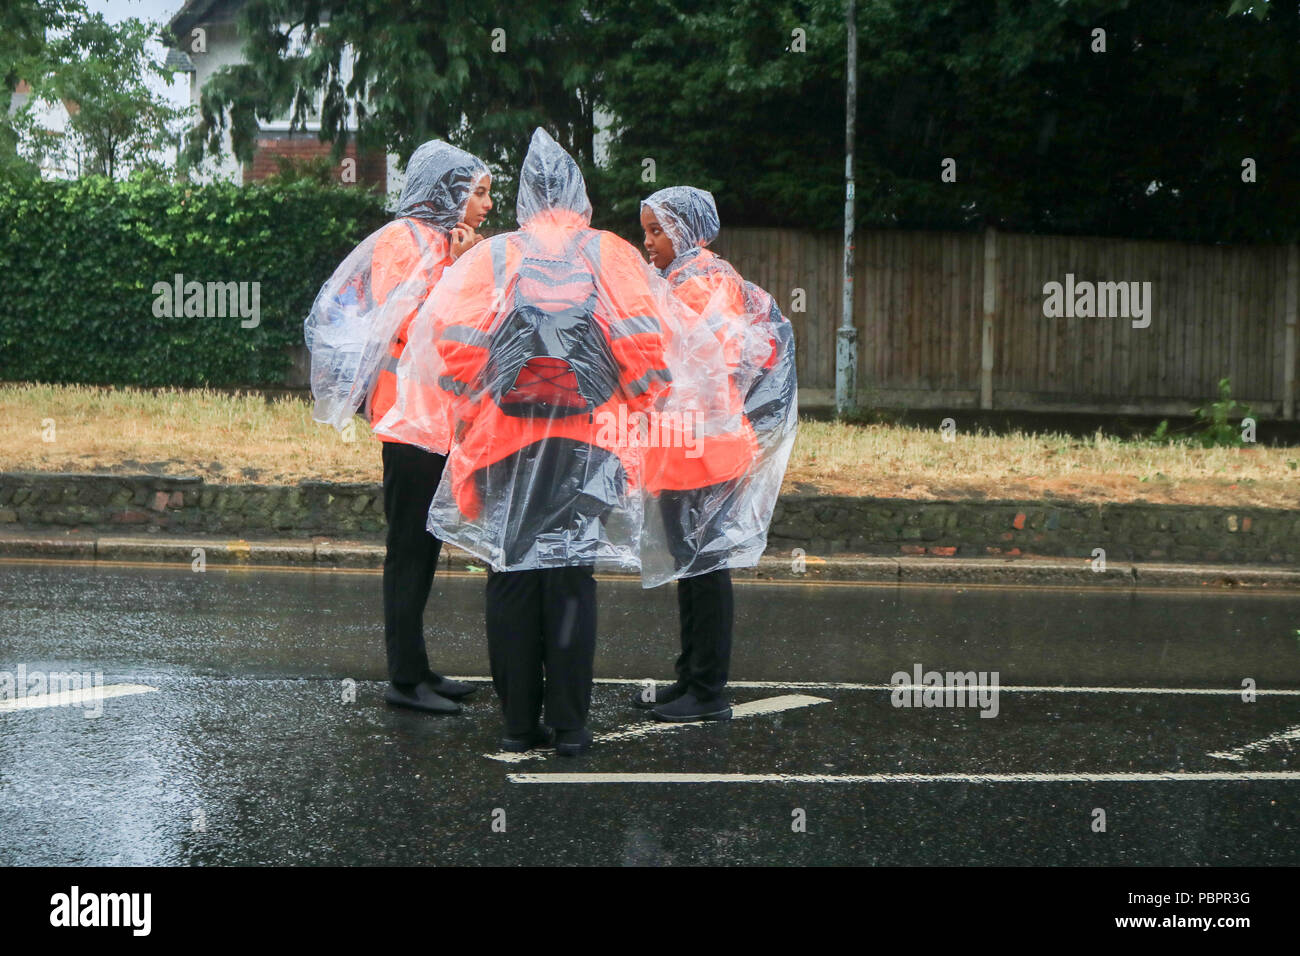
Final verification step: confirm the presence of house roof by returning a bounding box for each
[164,47,196,73]
[167,0,242,44]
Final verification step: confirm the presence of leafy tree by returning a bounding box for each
[871,0,1300,243]
[22,15,188,180]
[180,0,598,219]
[590,0,846,233]
[596,0,1300,242]
[178,0,1300,242]
[0,0,87,179]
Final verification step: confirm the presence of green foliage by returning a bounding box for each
[0,0,88,179]
[27,14,189,179]
[180,0,595,228]
[597,0,1300,242]
[180,0,1300,243]
[1150,378,1254,448]
[2,6,185,180]
[589,0,846,235]
[266,154,339,185]
[0,177,388,387]
[1190,377,1253,447]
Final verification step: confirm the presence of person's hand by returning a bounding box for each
[449,222,484,261]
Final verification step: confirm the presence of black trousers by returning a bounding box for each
[658,486,736,700]
[485,566,597,735]
[674,569,734,699]
[382,441,447,685]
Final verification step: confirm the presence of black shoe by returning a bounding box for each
[651,691,732,723]
[385,681,462,715]
[554,728,593,757]
[500,725,557,753]
[631,680,688,709]
[424,672,477,700]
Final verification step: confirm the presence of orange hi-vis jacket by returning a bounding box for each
[432,210,673,521]
[643,247,760,493]
[367,217,453,448]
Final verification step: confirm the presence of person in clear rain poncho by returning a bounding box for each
[303,140,492,715]
[374,129,730,754]
[635,185,799,723]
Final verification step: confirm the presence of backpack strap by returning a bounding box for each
[575,230,601,275]
[402,217,446,288]
[371,220,439,396]
[402,217,430,254]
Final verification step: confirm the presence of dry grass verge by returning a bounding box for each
[2,384,1297,507]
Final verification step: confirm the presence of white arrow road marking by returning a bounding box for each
[509,771,1300,785]
[0,683,157,713]
[1207,724,1300,761]
[484,693,830,763]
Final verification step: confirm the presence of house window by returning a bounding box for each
[262,23,357,132]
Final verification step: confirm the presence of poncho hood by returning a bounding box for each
[516,128,593,227]
[641,185,720,262]
[396,140,490,231]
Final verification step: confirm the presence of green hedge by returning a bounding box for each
[0,177,389,387]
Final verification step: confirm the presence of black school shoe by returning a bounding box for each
[385,680,462,714]
[554,728,593,757]
[651,692,732,723]
[424,672,477,700]
[500,725,557,753]
[630,680,688,709]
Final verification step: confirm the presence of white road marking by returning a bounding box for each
[1207,724,1300,761]
[484,694,830,763]
[581,679,1300,696]
[0,683,157,713]
[509,771,1300,785]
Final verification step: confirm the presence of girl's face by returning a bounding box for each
[640,206,676,269]
[462,176,493,227]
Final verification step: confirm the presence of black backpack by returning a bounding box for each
[483,232,621,419]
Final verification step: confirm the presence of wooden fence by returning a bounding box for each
[713,227,1300,417]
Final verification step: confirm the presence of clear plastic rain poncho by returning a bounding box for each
[637,187,799,587]
[303,141,489,432]
[374,129,736,573]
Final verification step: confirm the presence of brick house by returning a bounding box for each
[166,0,398,199]
[8,79,82,179]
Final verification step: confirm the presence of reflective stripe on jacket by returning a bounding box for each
[367,218,453,447]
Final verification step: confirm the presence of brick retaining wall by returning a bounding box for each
[1,472,1296,565]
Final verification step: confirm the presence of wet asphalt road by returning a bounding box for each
[1,559,1298,866]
